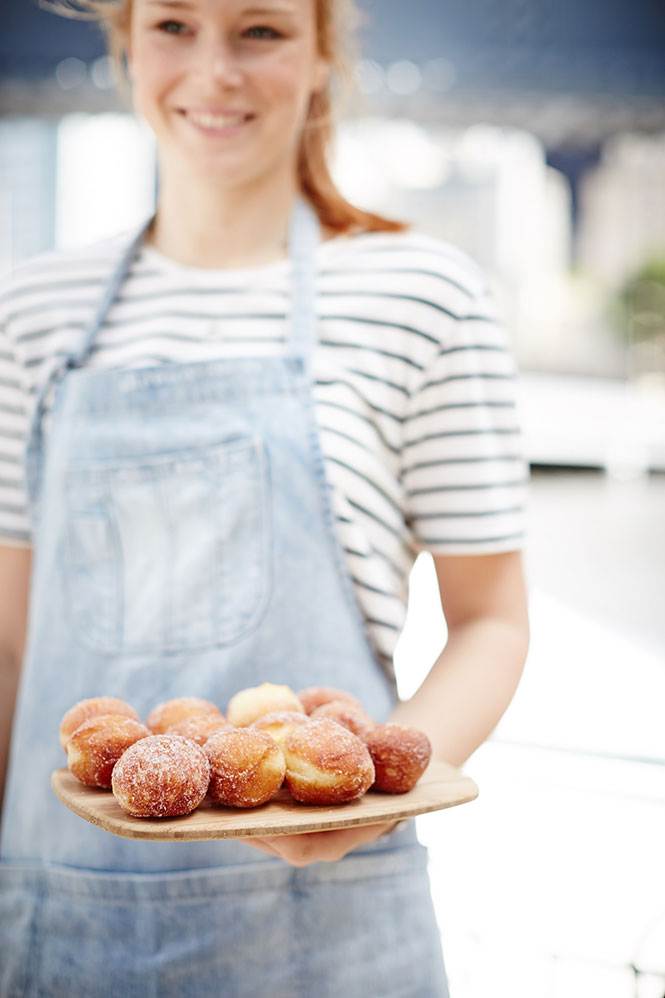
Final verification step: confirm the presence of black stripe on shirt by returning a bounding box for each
[319,266,475,298]
[350,575,399,600]
[419,372,516,391]
[402,454,523,473]
[409,400,516,421]
[321,423,400,458]
[408,479,527,496]
[320,290,461,321]
[413,505,524,520]
[364,616,401,633]
[404,427,521,447]
[418,531,525,546]
[326,455,403,518]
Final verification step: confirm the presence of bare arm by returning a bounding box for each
[390,550,530,766]
[0,543,32,821]
[243,549,529,866]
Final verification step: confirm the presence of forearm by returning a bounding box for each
[0,652,21,823]
[390,615,530,768]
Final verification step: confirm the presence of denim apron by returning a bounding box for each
[0,199,448,998]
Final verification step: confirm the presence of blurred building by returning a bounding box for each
[1,0,664,383]
[578,134,665,289]
[333,120,573,369]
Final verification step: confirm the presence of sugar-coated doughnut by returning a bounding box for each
[111,735,210,817]
[166,713,231,746]
[365,723,432,793]
[145,697,223,735]
[59,697,139,752]
[310,700,377,741]
[225,683,304,728]
[66,714,150,788]
[297,686,361,715]
[282,719,375,805]
[204,728,286,808]
[250,710,310,748]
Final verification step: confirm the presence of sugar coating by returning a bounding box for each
[67,714,150,788]
[225,683,305,728]
[59,697,139,752]
[204,728,286,808]
[365,723,432,793]
[145,697,223,735]
[111,735,210,817]
[297,686,361,715]
[166,713,231,746]
[282,719,375,804]
[309,700,377,741]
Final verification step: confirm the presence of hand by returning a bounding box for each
[238,820,399,868]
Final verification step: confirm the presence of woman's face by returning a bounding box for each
[127,0,329,188]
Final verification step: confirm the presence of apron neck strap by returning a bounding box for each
[25,197,320,509]
[76,194,320,374]
[286,196,320,377]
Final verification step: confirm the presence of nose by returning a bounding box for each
[198,35,244,89]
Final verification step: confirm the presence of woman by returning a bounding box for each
[0,0,530,994]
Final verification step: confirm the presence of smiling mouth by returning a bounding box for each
[180,110,253,130]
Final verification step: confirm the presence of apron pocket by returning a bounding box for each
[64,437,271,655]
[1,847,446,998]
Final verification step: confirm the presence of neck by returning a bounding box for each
[147,162,301,269]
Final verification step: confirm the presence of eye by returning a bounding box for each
[244,25,281,40]
[156,20,187,35]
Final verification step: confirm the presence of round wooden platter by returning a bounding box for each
[51,760,478,841]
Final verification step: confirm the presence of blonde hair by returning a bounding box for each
[42,0,407,234]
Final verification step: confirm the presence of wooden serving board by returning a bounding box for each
[51,761,478,841]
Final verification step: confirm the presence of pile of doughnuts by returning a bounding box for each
[58,684,432,819]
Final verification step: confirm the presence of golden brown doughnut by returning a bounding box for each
[225,683,304,727]
[166,713,231,746]
[365,723,432,793]
[309,700,377,741]
[145,697,223,735]
[250,710,310,748]
[59,697,139,752]
[204,728,286,808]
[282,719,375,805]
[111,734,210,817]
[297,685,361,715]
[66,714,150,788]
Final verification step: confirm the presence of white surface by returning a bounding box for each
[518,372,665,474]
[394,469,665,997]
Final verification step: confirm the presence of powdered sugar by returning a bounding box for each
[111,734,210,817]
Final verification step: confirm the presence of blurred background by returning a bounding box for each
[2,0,664,994]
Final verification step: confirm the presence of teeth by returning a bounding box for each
[187,111,246,128]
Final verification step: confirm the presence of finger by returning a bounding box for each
[252,820,398,867]
[237,836,282,857]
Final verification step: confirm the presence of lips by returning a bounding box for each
[180,109,253,131]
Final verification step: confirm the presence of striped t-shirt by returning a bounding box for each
[0,225,528,672]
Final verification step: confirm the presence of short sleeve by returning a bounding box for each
[401,283,528,554]
[0,313,32,547]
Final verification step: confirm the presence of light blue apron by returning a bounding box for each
[0,199,448,997]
